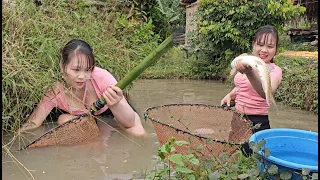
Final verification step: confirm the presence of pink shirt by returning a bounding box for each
[234,63,282,115]
[38,67,118,116]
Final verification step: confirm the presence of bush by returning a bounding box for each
[274,55,318,113]
[187,0,306,79]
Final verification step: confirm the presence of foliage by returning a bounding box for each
[187,0,306,79]
[142,46,194,79]
[143,46,229,80]
[278,35,318,52]
[2,0,161,133]
[147,137,319,180]
[150,0,186,40]
[274,55,318,113]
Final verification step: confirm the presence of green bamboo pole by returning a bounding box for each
[90,34,173,112]
[116,34,173,89]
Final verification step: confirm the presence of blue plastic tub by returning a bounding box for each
[249,128,318,179]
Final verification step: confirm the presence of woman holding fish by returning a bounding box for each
[221,25,282,135]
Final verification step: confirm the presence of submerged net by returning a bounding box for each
[21,115,101,150]
[144,104,253,160]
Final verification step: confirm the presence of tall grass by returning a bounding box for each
[2,0,161,134]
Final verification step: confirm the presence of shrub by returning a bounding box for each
[187,0,306,79]
[274,55,318,113]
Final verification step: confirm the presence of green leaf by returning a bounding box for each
[312,173,318,179]
[160,143,167,153]
[267,165,278,175]
[249,141,256,148]
[168,154,184,166]
[206,138,213,144]
[231,164,239,172]
[302,168,310,175]
[280,171,292,180]
[252,144,261,153]
[158,151,165,160]
[248,168,260,177]
[263,148,271,157]
[188,158,199,165]
[259,138,266,147]
[238,173,249,179]
[187,174,196,180]
[183,154,194,160]
[175,167,194,174]
[208,171,220,180]
[169,137,176,143]
[197,145,204,151]
[218,152,230,162]
[175,140,189,146]
[230,173,238,179]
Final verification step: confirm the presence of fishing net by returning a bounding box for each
[21,115,101,150]
[144,104,253,160]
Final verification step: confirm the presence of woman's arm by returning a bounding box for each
[109,98,136,128]
[18,106,51,133]
[102,85,136,128]
[238,62,281,99]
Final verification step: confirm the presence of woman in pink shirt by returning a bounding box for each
[221,25,282,153]
[18,39,146,136]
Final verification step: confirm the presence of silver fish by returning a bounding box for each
[230,55,276,106]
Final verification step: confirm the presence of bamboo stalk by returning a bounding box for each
[92,34,173,109]
[116,34,173,89]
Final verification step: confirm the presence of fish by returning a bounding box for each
[230,55,276,106]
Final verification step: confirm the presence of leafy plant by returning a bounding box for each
[187,0,306,79]
[274,55,318,113]
[147,136,319,179]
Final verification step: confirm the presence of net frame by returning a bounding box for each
[144,103,253,160]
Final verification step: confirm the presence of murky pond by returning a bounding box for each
[2,79,318,180]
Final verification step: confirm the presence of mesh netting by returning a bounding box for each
[21,115,101,150]
[144,104,253,160]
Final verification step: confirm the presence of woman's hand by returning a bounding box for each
[221,88,237,107]
[16,121,38,135]
[235,60,253,74]
[102,85,123,107]
[221,93,232,107]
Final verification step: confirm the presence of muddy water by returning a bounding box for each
[2,79,318,180]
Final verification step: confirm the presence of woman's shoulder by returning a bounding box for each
[92,66,112,76]
[44,81,64,96]
[91,66,117,83]
[270,63,282,72]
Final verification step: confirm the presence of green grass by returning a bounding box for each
[2,0,160,133]
[142,46,193,79]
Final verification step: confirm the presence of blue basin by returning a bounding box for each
[249,128,318,179]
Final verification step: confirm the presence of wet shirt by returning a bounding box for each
[234,63,282,115]
[38,67,118,116]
